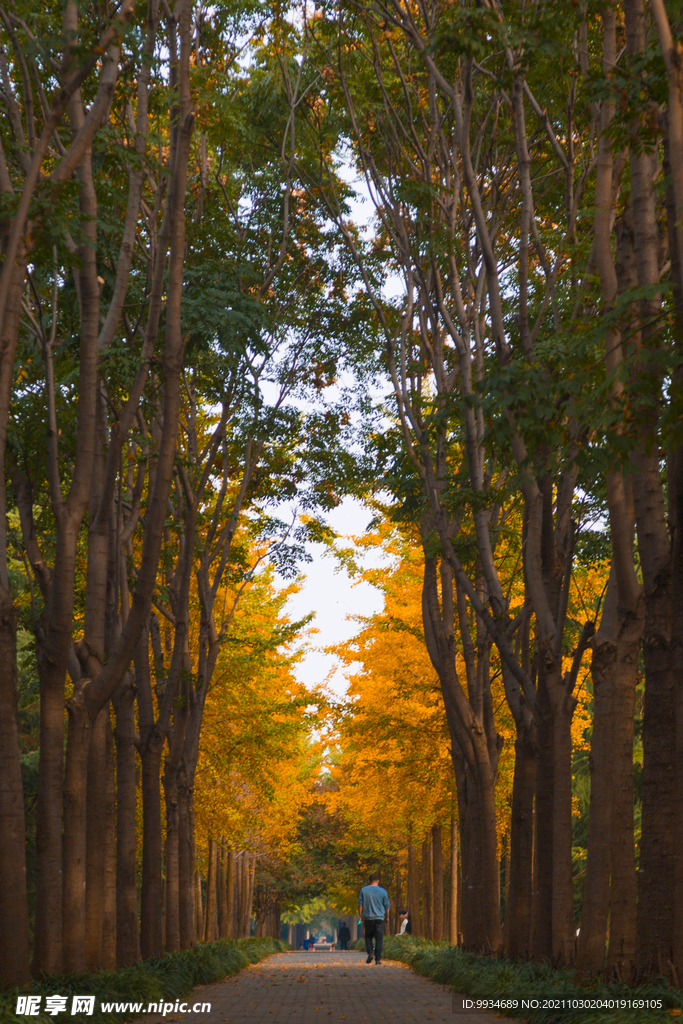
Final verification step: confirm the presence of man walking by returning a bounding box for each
[338,921,351,950]
[358,872,390,965]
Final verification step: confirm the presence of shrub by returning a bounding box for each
[352,936,683,1023]
[0,937,286,1024]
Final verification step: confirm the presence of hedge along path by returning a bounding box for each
[0,939,285,1024]
[143,950,507,1024]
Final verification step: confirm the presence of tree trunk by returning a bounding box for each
[34,616,70,976]
[531,681,554,960]
[235,856,243,938]
[225,849,235,939]
[113,676,140,966]
[608,615,639,977]
[246,855,256,937]
[164,759,180,952]
[62,688,92,973]
[85,705,110,970]
[422,836,432,940]
[505,730,535,958]
[407,843,421,936]
[621,0,676,979]
[422,554,503,954]
[394,863,402,934]
[582,7,642,980]
[449,813,459,946]
[432,825,444,941]
[178,772,195,949]
[635,563,675,976]
[548,665,577,967]
[659,75,683,986]
[195,869,203,942]
[140,744,164,959]
[218,846,228,938]
[0,585,31,986]
[577,584,616,977]
[103,712,117,967]
[204,836,217,942]
[0,251,31,986]
[456,759,502,953]
[216,846,224,938]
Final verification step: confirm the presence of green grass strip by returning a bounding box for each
[1,937,287,1024]
[352,936,683,1023]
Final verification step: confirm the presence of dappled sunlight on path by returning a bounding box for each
[144,950,512,1024]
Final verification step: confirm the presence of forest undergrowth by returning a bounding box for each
[0,938,286,1024]
[351,937,683,1024]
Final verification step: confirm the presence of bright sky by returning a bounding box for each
[278,163,403,698]
[283,496,387,697]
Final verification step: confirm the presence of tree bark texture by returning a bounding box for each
[0,586,31,985]
[449,814,459,946]
[85,706,113,970]
[140,744,164,959]
[164,759,180,952]
[407,843,421,936]
[505,731,535,959]
[114,676,140,966]
[178,770,195,949]
[422,837,432,940]
[204,836,218,942]
[432,824,444,941]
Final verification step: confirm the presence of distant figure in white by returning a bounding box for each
[397,909,411,935]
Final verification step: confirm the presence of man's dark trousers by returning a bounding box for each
[363,919,384,961]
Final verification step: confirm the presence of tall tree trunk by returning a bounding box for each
[622,0,676,978]
[531,682,554,960]
[246,855,256,937]
[422,837,432,940]
[226,849,235,939]
[432,824,444,941]
[577,571,617,977]
[113,676,139,966]
[62,689,92,973]
[218,846,227,938]
[449,812,459,946]
[649,1,683,982]
[85,706,110,970]
[195,869,203,942]
[394,863,402,934]
[164,760,180,952]
[547,663,576,967]
[0,585,31,986]
[423,554,503,954]
[608,616,639,976]
[178,768,194,949]
[34,552,77,975]
[455,760,501,953]
[0,253,31,986]
[140,744,164,959]
[234,856,243,938]
[580,13,642,977]
[102,712,117,968]
[407,843,421,936]
[505,729,535,958]
[204,837,217,942]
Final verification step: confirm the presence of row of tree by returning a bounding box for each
[286,0,683,980]
[4,0,683,989]
[0,0,346,985]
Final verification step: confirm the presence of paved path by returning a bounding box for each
[146,950,512,1024]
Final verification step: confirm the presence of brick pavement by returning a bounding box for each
[145,950,516,1024]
